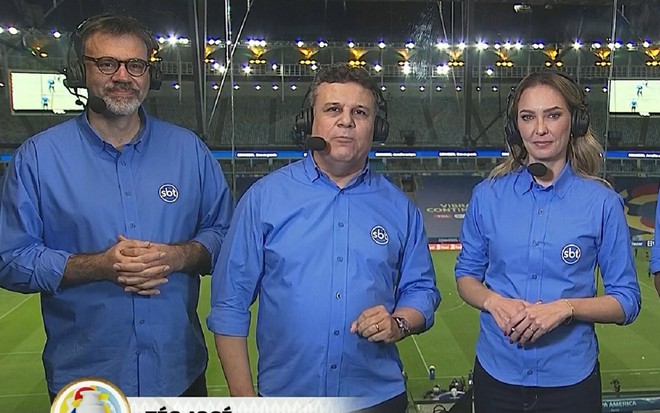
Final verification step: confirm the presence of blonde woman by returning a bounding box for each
[455,71,641,413]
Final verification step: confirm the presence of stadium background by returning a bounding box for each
[1,0,660,412]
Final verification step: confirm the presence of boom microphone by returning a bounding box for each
[527,162,548,178]
[87,95,107,114]
[305,136,327,151]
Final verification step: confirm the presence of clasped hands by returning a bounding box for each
[106,235,181,296]
[486,296,573,347]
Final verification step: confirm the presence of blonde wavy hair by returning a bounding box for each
[490,71,609,187]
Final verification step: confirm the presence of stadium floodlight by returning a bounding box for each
[513,3,532,13]
[8,27,19,35]
[374,64,382,72]
[436,41,449,50]
[52,31,61,39]
[378,41,386,49]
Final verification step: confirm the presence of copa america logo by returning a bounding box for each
[159,184,179,203]
[51,377,130,413]
[370,225,389,245]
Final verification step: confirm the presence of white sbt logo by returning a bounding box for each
[371,225,389,245]
[159,184,179,203]
[561,244,581,265]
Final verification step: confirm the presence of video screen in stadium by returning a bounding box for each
[608,79,660,115]
[9,72,87,115]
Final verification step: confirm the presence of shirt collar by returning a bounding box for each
[301,151,371,188]
[77,106,150,154]
[513,162,576,199]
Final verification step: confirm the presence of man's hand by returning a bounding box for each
[112,235,180,295]
[350,305,402,343]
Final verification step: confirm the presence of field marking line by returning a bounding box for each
[0,295,35,322]
[440,301,466,313]
[410,335,430,371]
[0,351,41,356]
[601,367,660,374]
[0,393,48,398]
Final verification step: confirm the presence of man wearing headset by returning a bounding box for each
[0,14,233,398]
[207,63,440,412]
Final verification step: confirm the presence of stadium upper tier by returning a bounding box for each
[2,79,660,150]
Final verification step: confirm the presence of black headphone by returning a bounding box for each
[504,71,590,147]
[64,14,162,91]
[293,82,390,146]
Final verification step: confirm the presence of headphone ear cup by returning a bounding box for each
[63,60,86,89]
[571,106,590,137]
[504,114,522,147]
[293,108,313,146]
[149,64,163,90]
[373,116,389,142]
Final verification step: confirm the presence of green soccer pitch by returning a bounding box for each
[1,250,659,413]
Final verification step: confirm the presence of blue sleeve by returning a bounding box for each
[395,203,441,331]
[206,183,263,337]
[650,185,660,274]
[599,193,641,325]
[0,143,70,293]
[190,139,234,272]
[455,182,488,281]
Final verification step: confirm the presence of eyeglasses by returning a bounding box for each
[83,55,151,77]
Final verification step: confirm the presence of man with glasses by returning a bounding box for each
[0,14,233,399]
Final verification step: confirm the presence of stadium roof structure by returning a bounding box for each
[2,0,658,41]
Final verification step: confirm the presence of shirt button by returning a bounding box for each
[337,256,343,262]
[130,222,136,228]
[527,370,533,375]
[135,351,140,355]
[121,161,127,166]
[335,292,341,299]
[331,364,337,370]
[533,240,539,246]
[125,191,132,196]
[334,330,340,336]
[538,209,544,215]
[532,274,537,279]
[338,222,344,228]
[139,320,145,324]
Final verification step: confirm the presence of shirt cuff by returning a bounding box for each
[206,306,251,336]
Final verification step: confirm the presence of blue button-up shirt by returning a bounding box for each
[650,184,660,274]
[0,108,233,396]
[455,164,641,387]
[207,154,440,409]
